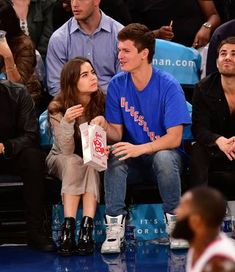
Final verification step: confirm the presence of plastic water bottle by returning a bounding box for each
[222,205,233,238]
[125,225,136,241]
[125,225,136,254]
[0,72,6,80]
[52,204,63,246]
[0,30,6,41]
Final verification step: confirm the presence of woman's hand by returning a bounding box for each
[0,38,13,59]
[64,104,84,123]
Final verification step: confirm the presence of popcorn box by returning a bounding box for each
[80,122,107,171]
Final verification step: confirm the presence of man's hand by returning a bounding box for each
[215,136,235,161]
[111,142,146,160]
[63,105,84,123]
[153,26,174,40]
[227,137,235,160]
[90,115,107,131]
[62,0,71,11]
[0,143,5,155]
[192,27,211,49]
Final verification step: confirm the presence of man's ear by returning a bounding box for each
[95,0,101,7]
[141,48,149,60]
[189,214,201,231]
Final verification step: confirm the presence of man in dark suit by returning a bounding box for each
[190,37,235,187]
[0,80,56,251]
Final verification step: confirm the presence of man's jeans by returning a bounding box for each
[104,150,183,216]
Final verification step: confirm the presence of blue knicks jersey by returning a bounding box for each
[105,67,191,145]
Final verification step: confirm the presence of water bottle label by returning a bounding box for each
[222,217,232,235]
[0,72,6,80]
[125,225,136,241]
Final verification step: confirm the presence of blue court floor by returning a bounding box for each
[0,241,187,272]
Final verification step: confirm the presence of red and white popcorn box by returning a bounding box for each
[80,122,107,172]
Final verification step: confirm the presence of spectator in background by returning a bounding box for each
[46,0,123,97]
[0,0,42,109]
[206,20,235,75]
[46,57,105,256]
[214,0,235,23]
[53,0,131,31]
[128,0,221,49]
[0,80,56,252]
[172,187,235,272]
[190,37,235,187]
[12,0,56,60]
[92,23,191,253]
[53,0,73,30]
[100,0,132,26]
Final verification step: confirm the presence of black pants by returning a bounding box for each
[0,147,46,233]
[189,142,235,187]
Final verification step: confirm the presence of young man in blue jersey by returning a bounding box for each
[92,23,191,253]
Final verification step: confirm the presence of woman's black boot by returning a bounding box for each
[76,216,94,255]
[58,217,76,256]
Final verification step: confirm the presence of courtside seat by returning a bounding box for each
[125,160,190,205]
[38,105,193,206]
[0,175,26,244]
[153,39,201,103]
[0,173,61,244]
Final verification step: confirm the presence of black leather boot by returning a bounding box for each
[76,216,94,255]
[58,217,76,256]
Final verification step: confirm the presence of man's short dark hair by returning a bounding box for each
[217,36,235,55]
[190,187,226,228]
[118,23,155,64]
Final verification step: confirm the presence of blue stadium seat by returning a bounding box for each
[153,39,201,86]
[153,39,202,103]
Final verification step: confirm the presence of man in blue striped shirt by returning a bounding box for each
[46,0,123,96]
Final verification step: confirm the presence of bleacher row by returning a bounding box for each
[1,106,235,244]
[0,39,235,244]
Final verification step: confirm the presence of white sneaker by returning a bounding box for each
[166,213,189,249]
[102,253,127,272]
[101,215,126,254]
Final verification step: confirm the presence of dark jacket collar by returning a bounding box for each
[197,72,224,99]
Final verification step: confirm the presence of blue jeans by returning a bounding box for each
[104,150,183,216]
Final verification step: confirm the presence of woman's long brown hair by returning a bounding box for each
[48,57,105,138]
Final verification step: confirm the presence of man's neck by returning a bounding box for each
[77,9,101,35]
[131,64,153,91]
[13,0,30,5]
[191,230,219,266]
[221,75,235,95]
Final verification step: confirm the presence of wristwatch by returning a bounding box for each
[203,22,212,29]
